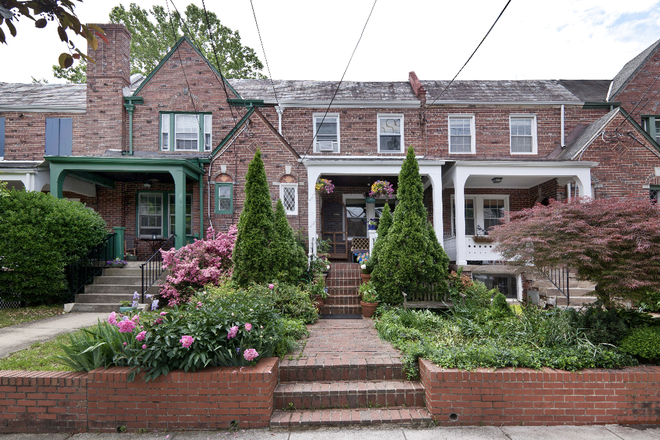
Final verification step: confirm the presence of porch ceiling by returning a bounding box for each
[465,174,559,189]
[321,174,399,188]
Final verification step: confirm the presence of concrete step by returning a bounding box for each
[545,288,595,298]
[102,268,142,276]
[84,284,143,294]
[75,293,141,304]
[94,276,141,285]
[274,381,425,410]
[326,295,361,306]
[270,407,432,429]
[68,302,149,313]
[555,296,598,306]
[321,305,362,315]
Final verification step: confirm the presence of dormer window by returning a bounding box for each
[314,114,339,153]
[160,112,212,152]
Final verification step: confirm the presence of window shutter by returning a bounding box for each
[0,117,5,157]
[45,118,59,156]
[59,118,73,155]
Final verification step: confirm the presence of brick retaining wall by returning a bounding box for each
[0,357,278,433]
[420,360,660,426]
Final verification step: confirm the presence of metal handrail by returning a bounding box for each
[540,266,570,306]
[66,233,117,302]
[140,235,175,303]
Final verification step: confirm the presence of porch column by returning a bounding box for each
[574,168,593,198]
[306,167,322,257]
[454,169,469,266]
[171,168,187,249]
[48,163,68,199]
[198,173,204,239]
[426,170,444,243]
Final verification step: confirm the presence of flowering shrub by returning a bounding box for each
[369,180,394,199]
[315,178,335,194]
[160,225,237,306]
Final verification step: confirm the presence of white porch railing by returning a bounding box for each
[442,236,503,262]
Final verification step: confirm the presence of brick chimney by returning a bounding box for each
[85,24,131,155]
[408,71,426,106]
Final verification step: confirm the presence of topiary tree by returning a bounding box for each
[232,149,278,286]
[0,190,107,304]
[366,203,392,273]
[272,199,307,284]
[489,197,660,309]
[371,147,449,304]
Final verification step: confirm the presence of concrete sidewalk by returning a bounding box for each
[0,312,108,359]
[1,425,660,440]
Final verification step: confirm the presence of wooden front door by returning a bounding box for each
[321,200,347,259]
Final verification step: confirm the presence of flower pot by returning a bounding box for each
[368,224,376,230]
[119,306,136,313]
[365,197,376,203]
[125,255,138,261]
[110,263,126,268]
[360,301,378,318]
[360,273,371,284]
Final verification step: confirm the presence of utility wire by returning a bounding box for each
[426,0,512,107]
[249,0,279,106]
[300,0,378,161]
[613,72,660,133]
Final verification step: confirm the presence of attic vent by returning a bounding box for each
[318,141,335,152]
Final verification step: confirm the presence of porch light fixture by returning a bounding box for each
[492,177,503,184]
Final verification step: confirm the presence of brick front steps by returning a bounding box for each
[272,318,432,429]
[321,263,363,315]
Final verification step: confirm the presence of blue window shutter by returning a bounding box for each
[45,118,59,156]
[59,118,72,155]
[0,117,5,157]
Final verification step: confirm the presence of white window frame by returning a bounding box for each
[279,183,298,215]
[377,114,404,153]
[313,113,340,153]
[450,194,509,236]
[448,115,476,154]
[509,114,537,155]
[160,113,212,152]
[168,193,193,236]
[161,114,170,151]
[204,114,212,151]
[138,193,163,238]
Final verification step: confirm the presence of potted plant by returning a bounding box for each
[367,218,377,230]
[369,180,394,199]
[359,281,379,318]
[125,252,138,262]
[357,253,371,283]
[120,292,140,312]
[107,257,127,268]
[315,178,335,194]
[310,275,328,313]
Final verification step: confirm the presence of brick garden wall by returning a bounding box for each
[0,357,278,433]
[420,360,660,426]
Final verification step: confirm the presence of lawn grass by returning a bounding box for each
[0,327,91,372]
[0,304,63,329]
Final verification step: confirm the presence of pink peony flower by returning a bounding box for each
[136,331,146,342]
[268,284,274,289]
[108,311,117,325]
[155,318,163,325]
[227,326,238,339]
[142,344,147,349]
[160,311,168,316]
[132,315,140,324]
[245,323,252,331]
[117,318,136,333]
[123,342,127,346]
[243,348,259,362]
[180,335,194,348]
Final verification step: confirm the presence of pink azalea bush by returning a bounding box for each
[160,225,237,306]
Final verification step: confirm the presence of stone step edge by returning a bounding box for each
[270,407,432,429]
[275,380,424,394]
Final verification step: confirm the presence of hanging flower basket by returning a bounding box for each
[472,236,494,243]
[315,178,335,194]
[369,180,394,199]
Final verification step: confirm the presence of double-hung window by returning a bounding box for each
[138,192,192,238]
[449,116,475,154]
[280,183,298,215]
[451,195,508,236]
[378,114,403,152]
[314,114,339,153]
[215,183,233,214]
[168,194,193,236]
[510,115,537,154]
[161,113,212,152]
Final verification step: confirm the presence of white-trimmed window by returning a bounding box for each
[378,114,403,152]
[449,116,475,154]
[314,114,339,153]
[138,193,163,238]
[280,183,298,215]
[510,115,537,154]
[451,195,509,235]
[160,113,212,152]
[168,193,193,236]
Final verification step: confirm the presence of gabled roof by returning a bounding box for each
[558,80,610,102]
[423,80,582,103]
[131,36,240,98]
[0,83,85,111]
[228,79,417,103]
[609,38,660,101]
[557,107,660,160]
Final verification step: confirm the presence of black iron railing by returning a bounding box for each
[66,233,117,302]
[540,266,570,306]
[141,235,175,303]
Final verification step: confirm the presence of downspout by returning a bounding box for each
[561,104,565,148]
[276,105,284,135]
[123,97,144,156]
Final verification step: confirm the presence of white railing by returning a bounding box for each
[442,236,503,262]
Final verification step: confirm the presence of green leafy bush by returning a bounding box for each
[0,190,107,304]
[489,292,514,319]
[568,305,629,345]
[619,326,660,361]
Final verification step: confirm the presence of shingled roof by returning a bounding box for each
[0,82,86,110]
[556,108,620,160]
[422,80,583,103]
[609,38,660,101]
[559,80,611,102]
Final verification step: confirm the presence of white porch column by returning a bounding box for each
[426,170,444,242]
[306,167,322,257]
[573,168,593,198]
[454,169,469,266]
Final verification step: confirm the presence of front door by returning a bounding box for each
[321,200,347,259]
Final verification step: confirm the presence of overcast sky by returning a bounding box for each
[1,0,660,84]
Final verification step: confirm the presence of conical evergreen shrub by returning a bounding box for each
[272,199,307,283]
[372,147,449,304]
[232,149,278,286]
[366,203,392,273]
